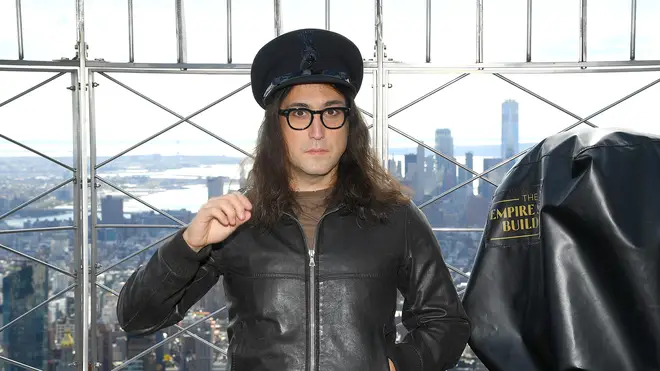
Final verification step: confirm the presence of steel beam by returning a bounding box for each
[227,0,233,63]
[96,224,181,229]
[2,59,660,72]
[0,242,74,277]
[374,0,387,167]
[0,133,74,170]
[384,59,660,70]
[0,356,41,371]
[432,228,484,232]
[111,306,227,371]
[94,81,251,169]
[0,284,75,333]
[325,0,331,30]
[388,74,469,118]
[128,0,135,62]
[561,77,660,132]
[97,283,228,356]
[0,177,75,221]
[15,0,24,60]
[88,70,100,369]
[98,72,254,159]
[494,74,598,128]
[476,0,484,64]
[75,1,92,365]
[176,0,188,64]
[95,175,186,225]
[0,226,75,234]
[526,0,532,62]
[630,0,637,61]
[580,0,587,63]
[70,70,84,371]
[274,0,282,37]
[0,59,79,68]
[97,231,178,275]
[425,0,431,63]
[0,72,66,108]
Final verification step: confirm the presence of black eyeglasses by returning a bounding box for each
[279,107,350,130]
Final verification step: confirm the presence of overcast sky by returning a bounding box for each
[0,0,659,159]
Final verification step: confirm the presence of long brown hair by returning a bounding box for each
[244,84,410,228]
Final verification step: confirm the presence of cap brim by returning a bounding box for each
[261,75,357,108]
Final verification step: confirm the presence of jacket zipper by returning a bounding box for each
[285,206,340,371]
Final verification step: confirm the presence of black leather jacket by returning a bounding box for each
[117,200,471,370]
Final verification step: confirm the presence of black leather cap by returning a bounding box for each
[250,28,364,109]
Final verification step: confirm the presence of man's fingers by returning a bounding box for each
[237,193,253,210]
[228,192,253,212]
[207,206,230,226]
[207,196,250,222]
[224,195,249,221]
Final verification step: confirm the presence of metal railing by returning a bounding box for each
[1,0,659,370]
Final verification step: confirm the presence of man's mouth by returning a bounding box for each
[305,149,329,154]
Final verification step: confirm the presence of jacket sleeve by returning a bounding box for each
[116,227,222,336]
[386,204,472,371]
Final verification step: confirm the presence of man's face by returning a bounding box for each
[279,83,349,189]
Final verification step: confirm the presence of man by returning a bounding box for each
[117,28,471,371]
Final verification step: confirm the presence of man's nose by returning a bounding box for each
[308,113,325,140]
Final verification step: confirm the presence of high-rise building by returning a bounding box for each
[501,99,520,159]
[207,176,226,199]
[2,264,49,371]
[101,195,124,224]
[435,129,456,190]
[458,152,475,195]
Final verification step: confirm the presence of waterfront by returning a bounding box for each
[3,154,491,229]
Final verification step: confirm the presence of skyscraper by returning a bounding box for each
[501,99,519,159]
[207,176,226,199]
[3,264,49,371]
[435,128,456,190]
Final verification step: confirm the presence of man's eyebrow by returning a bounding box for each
[285,100,346,109]
[324,100,346,107]
[286,102,310,108]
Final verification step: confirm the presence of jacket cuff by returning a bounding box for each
[159,227,212,278]
[387,343,423,371]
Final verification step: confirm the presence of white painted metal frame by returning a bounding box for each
[0,0,659,369]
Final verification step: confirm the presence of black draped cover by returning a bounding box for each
[463,128,660,371]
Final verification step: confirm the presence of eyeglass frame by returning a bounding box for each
[278,106,351,131]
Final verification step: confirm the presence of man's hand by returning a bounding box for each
[183,192,252,252]
[388,359,396,371]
